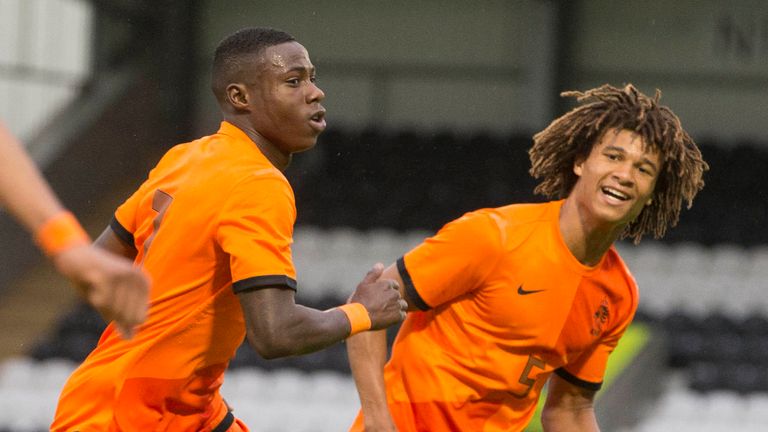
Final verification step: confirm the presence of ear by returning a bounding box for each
[225,83,250,111]
[573,157,585,177]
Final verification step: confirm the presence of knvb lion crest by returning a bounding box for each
[590,298,610,337]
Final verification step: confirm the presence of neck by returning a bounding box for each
[225,118,291,171]
[559,197,625,267]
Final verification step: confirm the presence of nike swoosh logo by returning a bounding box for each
[518,285,546,295]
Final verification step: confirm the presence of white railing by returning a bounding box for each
[0,0,92,155]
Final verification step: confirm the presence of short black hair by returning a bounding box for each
[210,27,296,103]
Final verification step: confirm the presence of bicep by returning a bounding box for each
[379,263,421,312]
[541,374,600,431]
[544,373,597,412]
[237,286,350,359]
[238,287,296,331]
[94,226,137,261]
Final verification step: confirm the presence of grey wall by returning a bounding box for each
[195,0,556,136]
[195,0,768,144]
[570,0,768,144]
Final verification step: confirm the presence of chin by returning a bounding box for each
[293,140,317,154]
[593,203,635,226]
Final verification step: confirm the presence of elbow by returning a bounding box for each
[540,404,596,431]
[540,407,556,430]
[540,405,569,430]
[245,327,294,360]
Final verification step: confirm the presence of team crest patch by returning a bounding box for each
[590,298,610,337]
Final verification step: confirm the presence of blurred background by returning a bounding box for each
[1,0,767,431]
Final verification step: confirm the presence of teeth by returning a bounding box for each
[603,187,629,200]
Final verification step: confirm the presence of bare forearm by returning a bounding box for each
[241,264,405,361]
[541,407,600,432]
[246,302,351,359]
[0,123,64,232]
[348,329,392,422]
[276,304,351,356]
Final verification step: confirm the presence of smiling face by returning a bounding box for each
[570,128,662,227]
[240,41,326,156]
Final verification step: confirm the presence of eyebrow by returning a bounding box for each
[284,65,315,75]
[604,145,659,172]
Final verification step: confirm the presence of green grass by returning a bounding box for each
[523,323,650,431]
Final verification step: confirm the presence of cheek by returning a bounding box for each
[641,177,659,198]
[274,99,301,123]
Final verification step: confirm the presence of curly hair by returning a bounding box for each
[529,84,708,243]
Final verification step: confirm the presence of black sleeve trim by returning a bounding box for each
[396,257,430,311]
[555,368,603,391]
[109,216,135,248]
[232,275,297,294]
[211,411,234,432]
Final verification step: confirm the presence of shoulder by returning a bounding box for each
[151,142,192,172]
[478,201,557,249]
[493,201,557,224]
[445,208,505,242]
[232,164,292,195]
[206,133,294,194]
[220,163,295,219]
[600,247,640,312]
[604,248,638,289]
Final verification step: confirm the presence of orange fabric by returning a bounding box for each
[339,303,372,335]
[350,201,638,432]
[34,210,90,255]
[52,122,297,431]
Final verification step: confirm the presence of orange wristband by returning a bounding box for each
[34,211,90,256]
[338,303,372,336]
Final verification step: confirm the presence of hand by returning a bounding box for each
[53,245,150,338]
[348,263,407,330]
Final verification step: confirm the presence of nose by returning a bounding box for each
[307,82,325,103]
[612,161,635,186]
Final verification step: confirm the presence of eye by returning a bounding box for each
[605,152,620,161]
[638,165,654,176]
[310,75,317,83]
[286,78,300,86]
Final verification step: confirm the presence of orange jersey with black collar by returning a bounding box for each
[351,200,638,432]
[52,121,295,431]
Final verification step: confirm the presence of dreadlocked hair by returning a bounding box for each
[529,84,708,244]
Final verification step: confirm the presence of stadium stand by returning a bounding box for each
[2,1,768,429]
[2,128,767,431]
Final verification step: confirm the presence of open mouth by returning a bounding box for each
[601,186,630,201]
[309,110,326,128]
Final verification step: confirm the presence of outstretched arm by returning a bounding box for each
[0,122,149,338]
[0,122,66,231]
[541,374,600,432]
[347,263,419,431]
[238,263,406,359]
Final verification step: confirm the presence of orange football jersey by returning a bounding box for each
[351,200,638,432]
[52,122,296,431]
